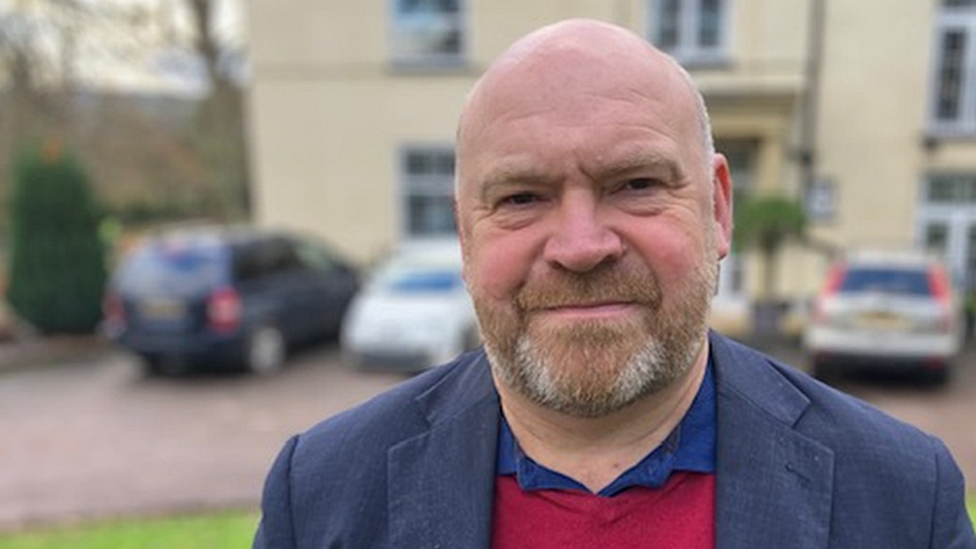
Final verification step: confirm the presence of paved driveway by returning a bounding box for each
[0,343,405,531]
[1,339,975,531]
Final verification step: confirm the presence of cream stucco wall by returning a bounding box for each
[248,76,473,263]
[246,0,812,267]
[812,0,936,255]
[246,0,976,339]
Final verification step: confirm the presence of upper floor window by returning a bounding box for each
[390,0,465,68]
[926,173,976,203]
[930,0,976,134]
[399,147,457,237]
[649,0,730,65]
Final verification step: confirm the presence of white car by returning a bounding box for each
[341,239,480,372]
[803,249,963,384]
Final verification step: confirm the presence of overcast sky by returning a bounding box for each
[5,0,247,95]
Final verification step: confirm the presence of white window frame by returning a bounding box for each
[647,0,732,66]
[388,0,467,69]
[916,173,976,286]
[397,145,458,239]
[928,3,976,135]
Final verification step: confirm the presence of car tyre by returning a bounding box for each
[923,364,951,387]
[141,354,164,376]
[245,323,286,376]
[141,354,185,376]
[811,357,835,383]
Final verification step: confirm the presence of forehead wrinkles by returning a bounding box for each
[462,83,697,193]
[459,30,650,150]
[469,55,694,130]
[457,24,708,193]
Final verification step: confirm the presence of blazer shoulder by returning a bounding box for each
[256,350,496,547]
[713,334,952,472]
[711,333,974,549]
[289,349,493,472]
[761,352,973,547]
[713,333,931,445]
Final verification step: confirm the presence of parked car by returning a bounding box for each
[103,225,359,375]
[341,239,480,373]
[803,249,963,384]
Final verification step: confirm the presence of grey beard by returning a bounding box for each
[486,323,706,418]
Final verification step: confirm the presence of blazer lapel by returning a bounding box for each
[711,334,834,549]
[388,352,500,549]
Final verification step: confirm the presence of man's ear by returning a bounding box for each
[453,195,472,283]
[711,154,733,260]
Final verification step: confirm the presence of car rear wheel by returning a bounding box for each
[922,364,951,387]
[141,354,185,376]
[245,324,286,376]
[811,356,835,383]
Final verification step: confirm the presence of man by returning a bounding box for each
[254,19,975,548]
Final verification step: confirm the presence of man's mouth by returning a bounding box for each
[533,301,641,321]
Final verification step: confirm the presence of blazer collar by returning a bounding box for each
[711,332,835,549]
[386,334,838,549]
[387,351,500,549]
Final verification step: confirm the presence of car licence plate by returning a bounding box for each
[139,298,186,320]
[854,311,910,331]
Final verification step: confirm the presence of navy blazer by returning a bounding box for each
[254,332,976,548]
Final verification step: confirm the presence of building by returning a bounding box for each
[244,0,976,334]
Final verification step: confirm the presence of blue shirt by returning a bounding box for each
[496,361,717,497]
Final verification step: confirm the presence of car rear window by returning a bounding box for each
[839,268,932,296]
[116,241,228,296]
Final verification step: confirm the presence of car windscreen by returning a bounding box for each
[839,268,932,296]
[389,270,462,292]
[372,261,463,293]
[115,242,228,296]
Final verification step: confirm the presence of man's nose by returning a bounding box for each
[542,194,624,273]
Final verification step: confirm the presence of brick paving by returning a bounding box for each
[0,343,404,531]
[0,337,974,532]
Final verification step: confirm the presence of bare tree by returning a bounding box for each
[0,0,249,231]
[0,1,63,147]
[182,0,249,219]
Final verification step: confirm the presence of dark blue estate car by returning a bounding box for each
[103,226,359,375]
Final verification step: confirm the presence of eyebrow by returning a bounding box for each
[476,149,687,203]
[587,150,684,184]
[479,162,553,203]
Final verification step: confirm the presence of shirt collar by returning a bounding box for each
[496,359,716,497]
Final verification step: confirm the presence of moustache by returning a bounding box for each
[514,267,663,312]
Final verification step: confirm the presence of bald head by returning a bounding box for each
[451,21,734,422]
[456,19,714,187]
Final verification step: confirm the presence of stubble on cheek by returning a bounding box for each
[473,237,718,417]
[518,314,653,403]
[474,263,661,358]
[474,266,664,399]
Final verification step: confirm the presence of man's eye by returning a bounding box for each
[501,192,540,206]
[622,178,658,191]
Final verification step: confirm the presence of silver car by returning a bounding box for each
[803,250,963,384]
[340,239,480,373]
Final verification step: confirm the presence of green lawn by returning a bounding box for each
[0,509,259,549]
[970,494,976,527]
[0,500,974,548]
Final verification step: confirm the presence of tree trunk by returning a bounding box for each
[752,248,783,342]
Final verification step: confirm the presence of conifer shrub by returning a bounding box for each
[5,142,108,333]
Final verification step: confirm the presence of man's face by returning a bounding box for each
[456,38,732,418]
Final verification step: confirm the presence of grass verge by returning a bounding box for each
[970,494,976,527]
[0,499,974,547]
[0,509,259,549]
